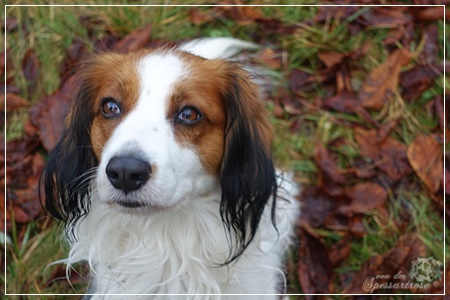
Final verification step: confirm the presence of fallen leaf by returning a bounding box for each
[358,48,412,110]
[407,134,443,193]
[114,24,152,53]
[323,91,379,127]
[354,128,380,160]
[353,158,377,179]
[419,24,439,65]
[377,119,399,142]
[339,182,388,215]
[299,186,338,229]
[4,16,18,32]
[60,39,88,82]
[378,136,412,182]
[218,4,264,26]
[255,48,283,69]
[357,7,411,28]
[314,144,346,196]
[348,215,367,237]
[290,66,337,95]
[288,69,313,94]
[0,49,9,79]
[4,135,45,231]
[29,76,75,151]
[329,236,352,267]
[0,190,4,232]
[312,6,359,24]
[318,51,345,69]
[188,9,215,25]
[344,234,427,294]
[22,49,39,96]
[2,93,29,112]
[93,33,120,53]
[435,96,444,130]
[413,7,449,22]
[298,229,332,295]
[399,65,439,102]
[354,128,411,182]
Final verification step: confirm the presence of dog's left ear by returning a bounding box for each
[219,67,277,264]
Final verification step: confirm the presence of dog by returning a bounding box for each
[42,37,300,299]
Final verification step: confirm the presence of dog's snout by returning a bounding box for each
[106,156,151,194]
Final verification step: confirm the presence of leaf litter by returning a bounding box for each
[3,4,445,295]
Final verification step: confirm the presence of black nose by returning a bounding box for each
[106,156,151,194]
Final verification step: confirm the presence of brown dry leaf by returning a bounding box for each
[314,144,346,196]
[60,39,88,82]
[216,3,261,25]
[299,186,338,229]
[0,190,4,232]
[329,236,352,267]
[399,65,439,102]
[407,134,443,193]
[4,16,18,32]
[2,93,29,112]
[379,136,412,182]
[288,69,313,94]
[377,119,399,142]
[353,158,377,179]
[354,128,411,182]
[188,9,215,25]
[413,7,449,21]
[255,18,298,35]
[354,127,380,160]
[435,96,444,131]
[344,234,427,294]
[339,182,387,215]
[5,135,45,231]
[323,91,379,127]
[22,49,39,96]
[420,24,439,65]
[318,51,345,69]
[298,229,332,296]
[357,7,411,28]
[313,6,359,23]
[114,24,152,53]
[255,48,283,69]
[358,48,412,110]
[347,215,367,237]
[0,49,8,79]
[29,76,75,151]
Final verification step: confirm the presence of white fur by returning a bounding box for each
[62,39,300,298]
[68,175,299,299]
[179,37,259,59]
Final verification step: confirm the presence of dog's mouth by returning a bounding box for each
[106,199,177,213]
[116,200,146,208]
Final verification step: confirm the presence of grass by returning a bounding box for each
[3,1,447,297]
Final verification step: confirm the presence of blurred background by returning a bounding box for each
[2,1,448,297]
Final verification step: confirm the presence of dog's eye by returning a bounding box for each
[176,107,202,125]
[101,98,121,118]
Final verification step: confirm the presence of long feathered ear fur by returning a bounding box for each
[219,67,277,264]
[40,77,98,238]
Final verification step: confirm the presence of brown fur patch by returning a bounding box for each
[169,52,273,175]
[81,51,147,159]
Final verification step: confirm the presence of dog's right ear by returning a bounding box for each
[40,75,98,231]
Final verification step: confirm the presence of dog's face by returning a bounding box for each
[88,51,231,210]
[43,48,276,262]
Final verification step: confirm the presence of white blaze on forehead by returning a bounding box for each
[100,51,188,158]
[136,52,188,115]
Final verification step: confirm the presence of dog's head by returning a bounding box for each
[42,48,277,263]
